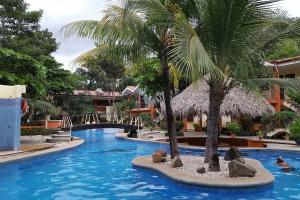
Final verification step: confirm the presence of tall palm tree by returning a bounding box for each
[62,0,189,165]
[168,0,300,171]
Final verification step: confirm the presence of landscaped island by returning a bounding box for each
[132,147,275,188]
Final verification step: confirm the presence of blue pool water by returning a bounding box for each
[0,129,300,200]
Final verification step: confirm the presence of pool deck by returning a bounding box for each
[116,131,300,152]
[0,138,84,164]
[132,156,275,188]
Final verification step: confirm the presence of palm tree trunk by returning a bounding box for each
[205,82,225,171]
[160,53,180,160]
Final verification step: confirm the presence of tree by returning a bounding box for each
[42,56,81,95]
[75,59,125,91]
[126,58,164,96]
[0,48,47,98]
[0,0,41,49]
[169,0,300,171]
[62,0,184,164]
[0,0,80,98]
[267,39,300,60]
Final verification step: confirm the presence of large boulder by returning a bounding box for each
[197,167,206,174]
[225,146,242,161]
[228,160,257,178]
[155,149,167,157]
[127,130,137,138]
[235,157,245,164]
[152,152,166,163]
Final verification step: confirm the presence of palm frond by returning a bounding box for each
[169,8,223,82]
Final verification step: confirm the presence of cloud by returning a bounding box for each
[25,0,108,70]
[280,0,300,17]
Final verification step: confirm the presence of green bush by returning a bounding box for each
[176,121,184,131]
[273,111,297,127]
[226,122,241,135]
[21,128,59,136]
[289,118,300,138]
[256,130,264,138]
[139,113,155,128]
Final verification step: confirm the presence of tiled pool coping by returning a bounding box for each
[0,139,84,164]
[132,156,275,188]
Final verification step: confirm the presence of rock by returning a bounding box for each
[224,146,242,161]
[155,149,167,157]
[127,130,137,138]
[197,167,206,174]
[171,156,183,168]
[235,157,245,164]
[152,153,165,163]
[209,154,221,172]
[228,160,257,178]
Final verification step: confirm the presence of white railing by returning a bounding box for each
[62,113,143,129]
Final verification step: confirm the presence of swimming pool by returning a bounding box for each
[0,129,300,200]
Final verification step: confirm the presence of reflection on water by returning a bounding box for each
[0,129,299,200]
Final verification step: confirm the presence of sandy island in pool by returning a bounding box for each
[132,155,275,188]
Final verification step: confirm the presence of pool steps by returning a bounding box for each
[45,131,72,143]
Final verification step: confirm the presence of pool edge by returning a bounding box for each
[0,139,85,164]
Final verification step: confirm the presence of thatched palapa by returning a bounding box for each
[171,81,274,118]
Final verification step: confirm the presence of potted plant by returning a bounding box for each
[176,121,184,131]
[289,117,300,145]
[256,130,264,140]
[226,122,241,138]
[193,123,202,132]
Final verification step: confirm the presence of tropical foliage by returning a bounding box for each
[62,0,300,171]
[0,0,80,99]
[126,58,164,96]
[167,0,300,171]
[289,117,300,138]
[62,0,185,163]
[114,98,137,115]
[226,122,241,135]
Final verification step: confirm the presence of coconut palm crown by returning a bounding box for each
[168,0,300,171]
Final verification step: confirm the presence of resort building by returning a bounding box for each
[55,89,122,113]
[264,56,300,112]
[122,85,157,119]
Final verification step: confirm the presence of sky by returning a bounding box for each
[25,0,300,70]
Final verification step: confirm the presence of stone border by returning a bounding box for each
[0,139,84,164]
[132,156,275,188]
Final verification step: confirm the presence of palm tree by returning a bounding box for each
[168,0,300,171]
[62,0,188,165]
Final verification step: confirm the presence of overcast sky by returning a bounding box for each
[25,0,300,70]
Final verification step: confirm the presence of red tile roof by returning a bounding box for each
[74,90,122,97]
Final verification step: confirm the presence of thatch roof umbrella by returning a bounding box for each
[171,81,274,118]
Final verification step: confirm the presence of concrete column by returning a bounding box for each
[0,85,26,151]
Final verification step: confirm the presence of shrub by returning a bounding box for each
[256,130,264,138]
[21,128,59,136]
[193,124,202,131]
[226,122,241,135]
[289,118,300,138]
[139,113,155,128]
[273,111,297,127]
[176,121,184,131]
